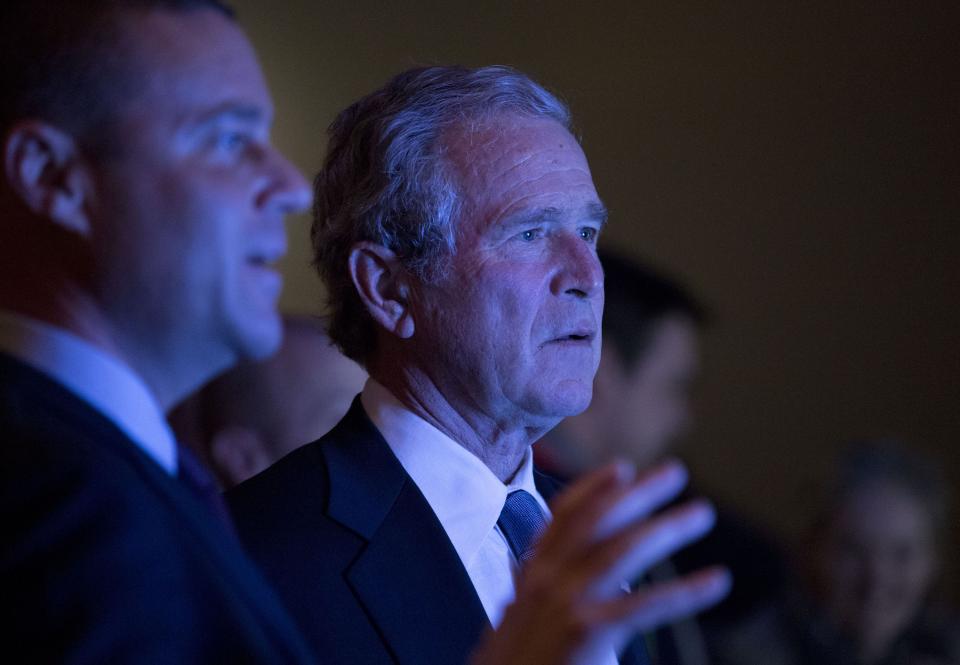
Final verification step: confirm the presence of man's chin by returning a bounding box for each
[531,380,593,419]
[235,314,283,362]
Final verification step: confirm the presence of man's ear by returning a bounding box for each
[348,241,415,339]
[3,120,93,235]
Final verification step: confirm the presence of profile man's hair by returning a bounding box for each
[0,0,235,150]
[311,65,572,365]
[599,249,707,371]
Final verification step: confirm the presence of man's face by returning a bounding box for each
[88,9,309,387]
[816,482,937,656]
[408,117,605,430]
[607,315,699,467]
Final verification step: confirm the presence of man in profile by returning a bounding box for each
[229,65,731,665]
[0,1,316,660]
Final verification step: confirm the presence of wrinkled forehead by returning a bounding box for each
[441,114,587,177]
[440,115,598,228]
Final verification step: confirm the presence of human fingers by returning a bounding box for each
[571,498,717,600]
[584,565,732,649]
[535,462,636,562]
[494,566,731,665]
[540,460,688,563]
[595,499,716,597]
[591,460,689,541]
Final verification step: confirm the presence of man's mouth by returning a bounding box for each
[245,246,285,300]
[541,330,595,348]
[246,245,285,269]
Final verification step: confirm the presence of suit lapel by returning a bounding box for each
[0,354,313,663]
[324,399,491,664]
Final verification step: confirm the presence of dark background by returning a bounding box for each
[231,0,960,599]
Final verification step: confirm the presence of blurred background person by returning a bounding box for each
[171,314,367,488]
[537,250,787,664]
[716,439,960,665]
[537,249,706,476]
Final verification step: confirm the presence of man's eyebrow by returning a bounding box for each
[497,202,608,232]
[188,102,269,129]
[586,201,609,227]
[496,207,562,231]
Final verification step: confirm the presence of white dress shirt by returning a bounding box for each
[0,310,177,474]
[362,378,548,627]
[362,380,620,664]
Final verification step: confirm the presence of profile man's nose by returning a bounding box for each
[258,148,312,215]
[553,238,603,299]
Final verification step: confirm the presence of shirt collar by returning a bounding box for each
[0,310,177,474]
[361,378,548,568]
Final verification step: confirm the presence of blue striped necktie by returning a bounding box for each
[497,489,547,565]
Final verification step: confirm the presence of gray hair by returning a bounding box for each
[311,65,572,365]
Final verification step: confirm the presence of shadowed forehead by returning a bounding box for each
[115,8,273,126]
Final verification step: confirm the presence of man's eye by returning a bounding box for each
[519,228,541,241]
[579,227,598,242]
[214,131,252,154]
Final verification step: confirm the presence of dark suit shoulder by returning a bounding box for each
[228,434,338,545]
[226,405,403,664]
[1,433,284,661]
[227,396,405,549]
[227,397,495,664]
[0,357,312,664]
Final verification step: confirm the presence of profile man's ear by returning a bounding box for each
[3,120,93,235]
[348,241,415,339]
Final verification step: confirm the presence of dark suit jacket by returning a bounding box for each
[0,353,314,664]
[229,398,648,665]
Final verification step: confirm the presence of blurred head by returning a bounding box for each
[170,315,368,487]
[810,440,948,661]
[313,66,605,433]
[550,252,706,471]
[1,1,310,407]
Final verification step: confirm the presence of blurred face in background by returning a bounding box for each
[574,313,699,471]
[610,314,699,467]
[814,481,938,661]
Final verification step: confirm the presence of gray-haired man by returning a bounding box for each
[228,65,729,665]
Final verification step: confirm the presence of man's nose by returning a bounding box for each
[256,147,312,215]
[551,234,603,299]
